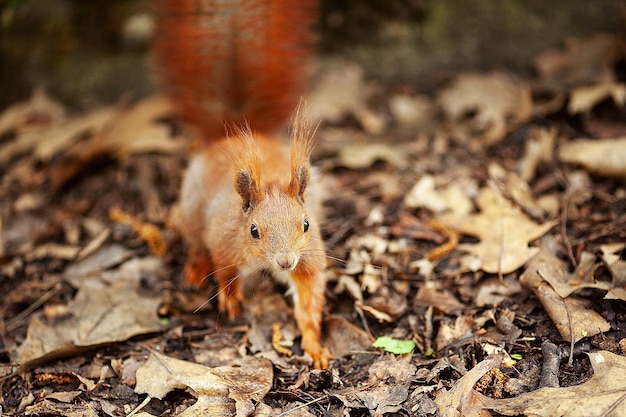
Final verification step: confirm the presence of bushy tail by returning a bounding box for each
[154,0,317,141]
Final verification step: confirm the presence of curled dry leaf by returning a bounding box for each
[435,316,475,352]
[599,243,626,288]
[478,351,626,417]
[333,356,416,416]
[559,137,626,177]
[434,353,503,417]
[568,82,626,114]
[520,237,611,342]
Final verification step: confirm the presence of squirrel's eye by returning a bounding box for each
[250,224,260,239]
[303,218,309,233]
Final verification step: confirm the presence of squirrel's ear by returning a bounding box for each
[288,164,310,201]
[236,169,260,212]
[287,100,316,201]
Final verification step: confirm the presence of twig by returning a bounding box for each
[539,339,560,388]
[6,283,62,332]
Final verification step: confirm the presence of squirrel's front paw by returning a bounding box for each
[308,346,332,370]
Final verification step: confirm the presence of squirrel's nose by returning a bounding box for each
[276,253,297,270]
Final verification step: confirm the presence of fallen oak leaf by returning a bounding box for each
[135,351,273,417]
[439,186,557,275]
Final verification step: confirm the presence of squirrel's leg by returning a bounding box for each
[213,265,246,319]
[184,245,213,287]
[291,263,331,369]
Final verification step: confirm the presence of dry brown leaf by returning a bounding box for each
[435,316,475,351]
[322,315,373,359]
[518,127,557,182]
[568,82,626,114]
[416,281,465,314]
[101,94,179,156]
[13,273,163,369]
[338,142,408,169]
[244,293,292,357]
[474,276,523,308]
[331,356,416,415]
[434,354,502,417]
[439,187,557,275]
[36,107,121,161]
[0,106,119,167]
[22,400,100,417]
[0,88,66,138]
[359,303,393,323]
[63,244,134,286]
[534,34,618,87]
[388,94,435,128]
[488,163,548,219]
[600,243,626,288]
[135,351,272,417]
[559,137,626,177]
[478,351,626,417]
[307,61,385,134]
[404,175,474,217]
[437,72,532,145]
[520,238,611,342]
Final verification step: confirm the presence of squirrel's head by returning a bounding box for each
[232,101,317,273]
[237,180,312,273]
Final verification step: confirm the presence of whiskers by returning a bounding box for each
[300,236,385,276]
[299,234,348,269]
[191,258,266,314]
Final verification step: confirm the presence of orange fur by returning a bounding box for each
[157,0,327,369]
[154,0,317,140]
[172,119,329,368]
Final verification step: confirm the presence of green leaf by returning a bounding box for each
[373,336,416,354]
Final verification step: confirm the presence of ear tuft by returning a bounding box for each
[287,100,317,201]
[230,125,262,212]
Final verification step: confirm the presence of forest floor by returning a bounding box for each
[1,32,626,416]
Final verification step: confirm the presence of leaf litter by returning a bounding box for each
[0,28,625,417]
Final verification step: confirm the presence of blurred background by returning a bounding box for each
[0,0,624,110]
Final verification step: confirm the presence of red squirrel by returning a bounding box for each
[154,0,330,368]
